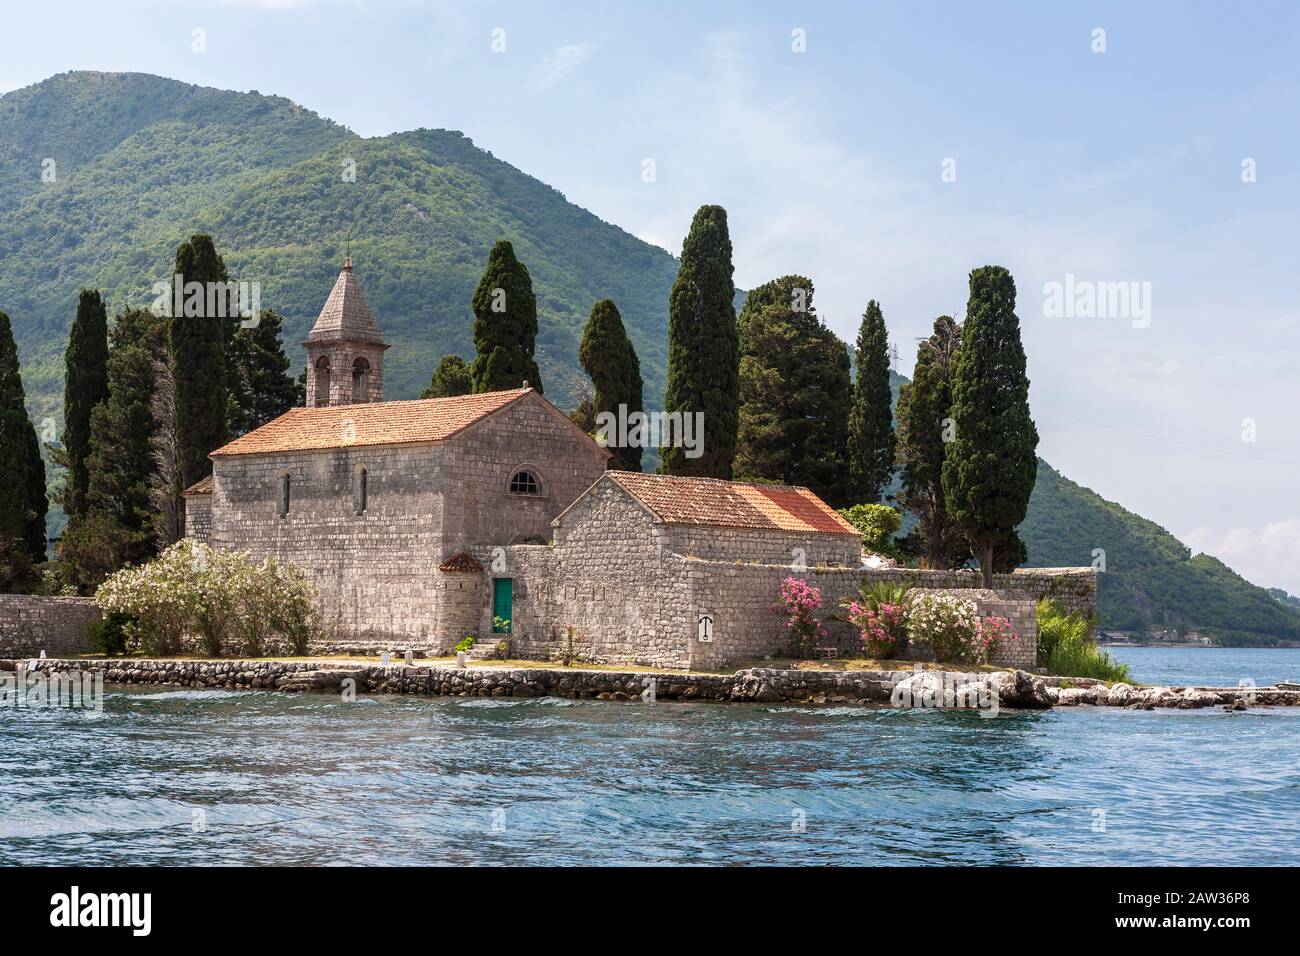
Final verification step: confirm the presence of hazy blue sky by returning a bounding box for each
[4,0,1299,592]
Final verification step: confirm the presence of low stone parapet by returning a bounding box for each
[0,595,100,658]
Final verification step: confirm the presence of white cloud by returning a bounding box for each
[532,42,598,92]
[1183,519,1300,595]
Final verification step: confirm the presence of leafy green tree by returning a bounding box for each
[661,205,739,478]
[0,310,43,585]
[470,240,543,394]
[422,354,474,399]
[226,308,300,435]
[847,299,895,504]
[82,307,167,574]
[170,235,230,489]
[734,276,851,505]
[896,315,966,568]
[837,503,903,559]
[59,289,110,520]
[579,299,644,472]
[942,266,1039,585]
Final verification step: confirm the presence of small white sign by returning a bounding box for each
[697,614,714,643]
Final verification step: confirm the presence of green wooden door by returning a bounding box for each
[492,579,513,633]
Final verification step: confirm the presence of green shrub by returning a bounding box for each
[837,503,903,559]
[1036,598,1129,682]
[87,611,134,655]
[455,635,476,654]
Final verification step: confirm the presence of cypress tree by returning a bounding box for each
[942,266,1039,586]
[470,240,543,394]
[170,234,230,490]
[22,417,47,563]
[896,315,966,568]
[60,288,110,520]
[847,299,895,505]
[578,299,644,472]
[660,205,739,478]
[83,307,168,566]
[734,276,851,505]
[0,311,41,583]
[226,308,300,436]
[422,354,474,399]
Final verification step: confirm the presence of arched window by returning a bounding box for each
[354,465,368,515]
[351,357,370,404]
[314,357,331,407]
[508,469,541,496]
[278,470,291,517]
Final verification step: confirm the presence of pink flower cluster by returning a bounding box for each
[774,577,825,653]
[974,615,1013,658]
[846,601,906,650]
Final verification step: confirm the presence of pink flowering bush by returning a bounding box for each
[773,577,825,657]
[845,600,907,659]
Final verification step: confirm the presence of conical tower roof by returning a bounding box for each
[306,257,384,345]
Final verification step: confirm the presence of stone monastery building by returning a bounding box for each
[185,260,1083,669]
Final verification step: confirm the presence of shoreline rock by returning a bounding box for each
[4,658,1298,710]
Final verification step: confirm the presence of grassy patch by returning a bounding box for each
[1037,599,1131,682]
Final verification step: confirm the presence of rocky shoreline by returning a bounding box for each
[5,657,1300,710]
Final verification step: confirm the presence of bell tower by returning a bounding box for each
[304,257,390,407]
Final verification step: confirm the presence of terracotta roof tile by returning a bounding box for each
[181,475,214,496]
[607,472,859,537]
[438,552,485,573]
[211,389,529,457]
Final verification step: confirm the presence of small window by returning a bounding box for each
[355,466,368,515]
[314,357,331,407]
[279,472,291,517]
[509,470,540,495]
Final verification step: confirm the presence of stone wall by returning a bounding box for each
[0,595,100,657]
[863,567,1096,620]
[183,495,213,545]
[442,393,609,551]
[210,442,447,643]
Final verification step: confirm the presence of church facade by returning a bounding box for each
[184,259,1061,670]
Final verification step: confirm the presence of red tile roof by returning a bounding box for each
[606,472,860,537]
[182,475,214,496]
[438,552,485,573]
[211,389,530,457]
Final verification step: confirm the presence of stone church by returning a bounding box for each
[185,259,1065,669]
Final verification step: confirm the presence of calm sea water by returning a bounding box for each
[3,650,1298,867]
[1107,646,1300,688]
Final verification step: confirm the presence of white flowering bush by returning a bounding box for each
[95,541,318,657]
[906,593,998,665]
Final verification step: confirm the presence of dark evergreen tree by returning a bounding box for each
[578,299,644,472]
[0,311,40,584]
[422,354,474,399]
[60,289,110,519]
[660,205,739,478]
[170,235,230,489]
[22,416,47,563]
[734,276,852,506]
[942,266,1039,585]
[83,307,168,570]
[847,299,895,505]
[226,308,300,436]
[896,315,966,568]
[470,240,543,394]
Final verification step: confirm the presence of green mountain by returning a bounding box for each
[0,71,676,428]
[5,72,1297,645]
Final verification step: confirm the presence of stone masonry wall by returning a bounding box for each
[864,567,1096,620]
[442,393,609,551]
[210,443,447,643]
[183,495,213,546]
[0,595,100,657]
